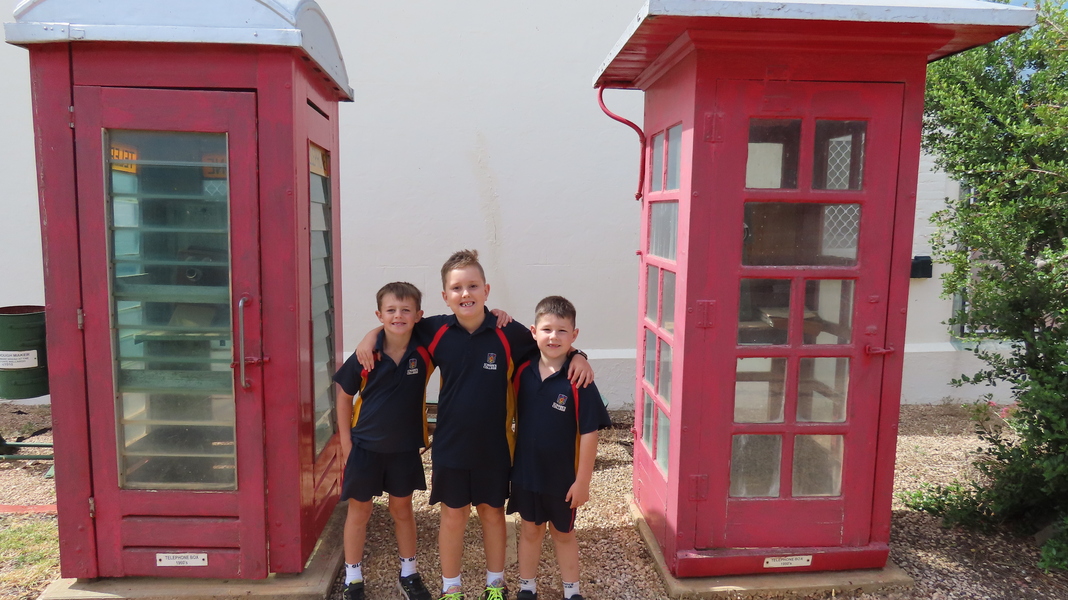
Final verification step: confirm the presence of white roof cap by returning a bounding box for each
[5,0,352,99]
[595,0,1037,87]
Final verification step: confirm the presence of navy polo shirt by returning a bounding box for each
[417,309,537,470]
[510,355,612,498]
[332,330,433,453]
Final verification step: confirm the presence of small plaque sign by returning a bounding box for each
[0,350,38,369]
[156,553,208,567]
[763,555,813,568]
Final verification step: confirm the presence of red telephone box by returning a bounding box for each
[595,0,1034,578]
[6,0,352,579]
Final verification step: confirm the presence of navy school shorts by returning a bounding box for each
[341,445,427,502]
[506,483,577,534]
[429,463,510,509]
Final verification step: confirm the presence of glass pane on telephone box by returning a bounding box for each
[107,130,237,490]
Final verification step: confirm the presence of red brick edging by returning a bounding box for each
[0,504,57,514]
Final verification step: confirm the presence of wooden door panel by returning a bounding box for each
[74,86,266,578]
[699,80,904,551]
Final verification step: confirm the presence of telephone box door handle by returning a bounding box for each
[865,345,895,356]
[237,295,252,388]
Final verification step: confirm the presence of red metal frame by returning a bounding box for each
[630,27,929,577]
[25,42,347,579]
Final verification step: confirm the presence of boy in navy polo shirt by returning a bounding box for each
[334,282,435,600]
[508,296,611,600]
[355,250,593,600]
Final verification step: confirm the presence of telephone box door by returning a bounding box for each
[698,80,904,549]
[74,87,267,578]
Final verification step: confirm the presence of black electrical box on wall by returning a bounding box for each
[911,255,933,278]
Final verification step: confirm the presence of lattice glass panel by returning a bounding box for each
[813,120,866,190]
[822,204,860,258]
[826,137,852,190]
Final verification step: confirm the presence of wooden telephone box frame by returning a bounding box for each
[24,40,349,578]
[594,0,1034,578]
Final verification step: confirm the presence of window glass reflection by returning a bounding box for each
[661,270,676,334]
[797,357,849,423]
[804,280,854,345]
[650,133,664,192]
[738,279,790,345]
[743,203,859,266]
[746,119,800,189]
[734,358,786,423]
[730,434,781,497]
[646,265,659,323]
[649,202,678,260]
[792,435,844,496]
[666,124,682,190]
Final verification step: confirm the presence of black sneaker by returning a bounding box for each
[517,590,538,600]
[399,573,433,600]
[565,596,584,600]
[343,580,365,600]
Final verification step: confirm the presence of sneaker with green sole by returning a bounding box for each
[480,581,508,600]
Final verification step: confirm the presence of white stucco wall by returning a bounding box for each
[902,153,1010,404]
[0,42,42,309]
[0,0,1008,408]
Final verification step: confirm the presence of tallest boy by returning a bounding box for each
[358,250,593,600]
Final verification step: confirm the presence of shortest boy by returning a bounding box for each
[334,282,435,600]
[508,296,612,600]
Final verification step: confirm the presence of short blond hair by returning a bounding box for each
[440,249,486,288]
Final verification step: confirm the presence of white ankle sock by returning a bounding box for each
[442,574,462,593]
[563,581,579,598]
[519,577,537,592]
[400,555,418,577]
[487,570,505,587]
[345,562,362,585]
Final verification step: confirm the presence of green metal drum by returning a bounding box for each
[0,305,49,399]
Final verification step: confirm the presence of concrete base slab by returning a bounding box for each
[38,503,346,600]
[630,500,914,598]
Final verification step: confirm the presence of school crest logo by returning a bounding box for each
[407,358,419,375]
[552,394,568,412]
[483,353,498,370]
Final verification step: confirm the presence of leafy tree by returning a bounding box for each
[910,0,1068,569]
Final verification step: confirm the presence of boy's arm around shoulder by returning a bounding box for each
[354,327,382,371]
[567,352,594,388]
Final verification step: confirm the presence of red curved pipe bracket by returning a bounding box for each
[597,87,646,201]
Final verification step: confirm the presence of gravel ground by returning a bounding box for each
[4,402,1068,599]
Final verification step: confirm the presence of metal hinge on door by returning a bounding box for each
[69,105,74,129]
[88,497,95,518]
[77,308,84,330]
[704,112,724,143]
[689,474,709,501]
[694,300,716,328]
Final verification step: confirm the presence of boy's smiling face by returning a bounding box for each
[442,265,490,321]
[531,313,578,363]
[376,293,423,337]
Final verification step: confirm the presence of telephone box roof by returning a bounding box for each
[594,0,1037,88]
[4,0,352,99]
